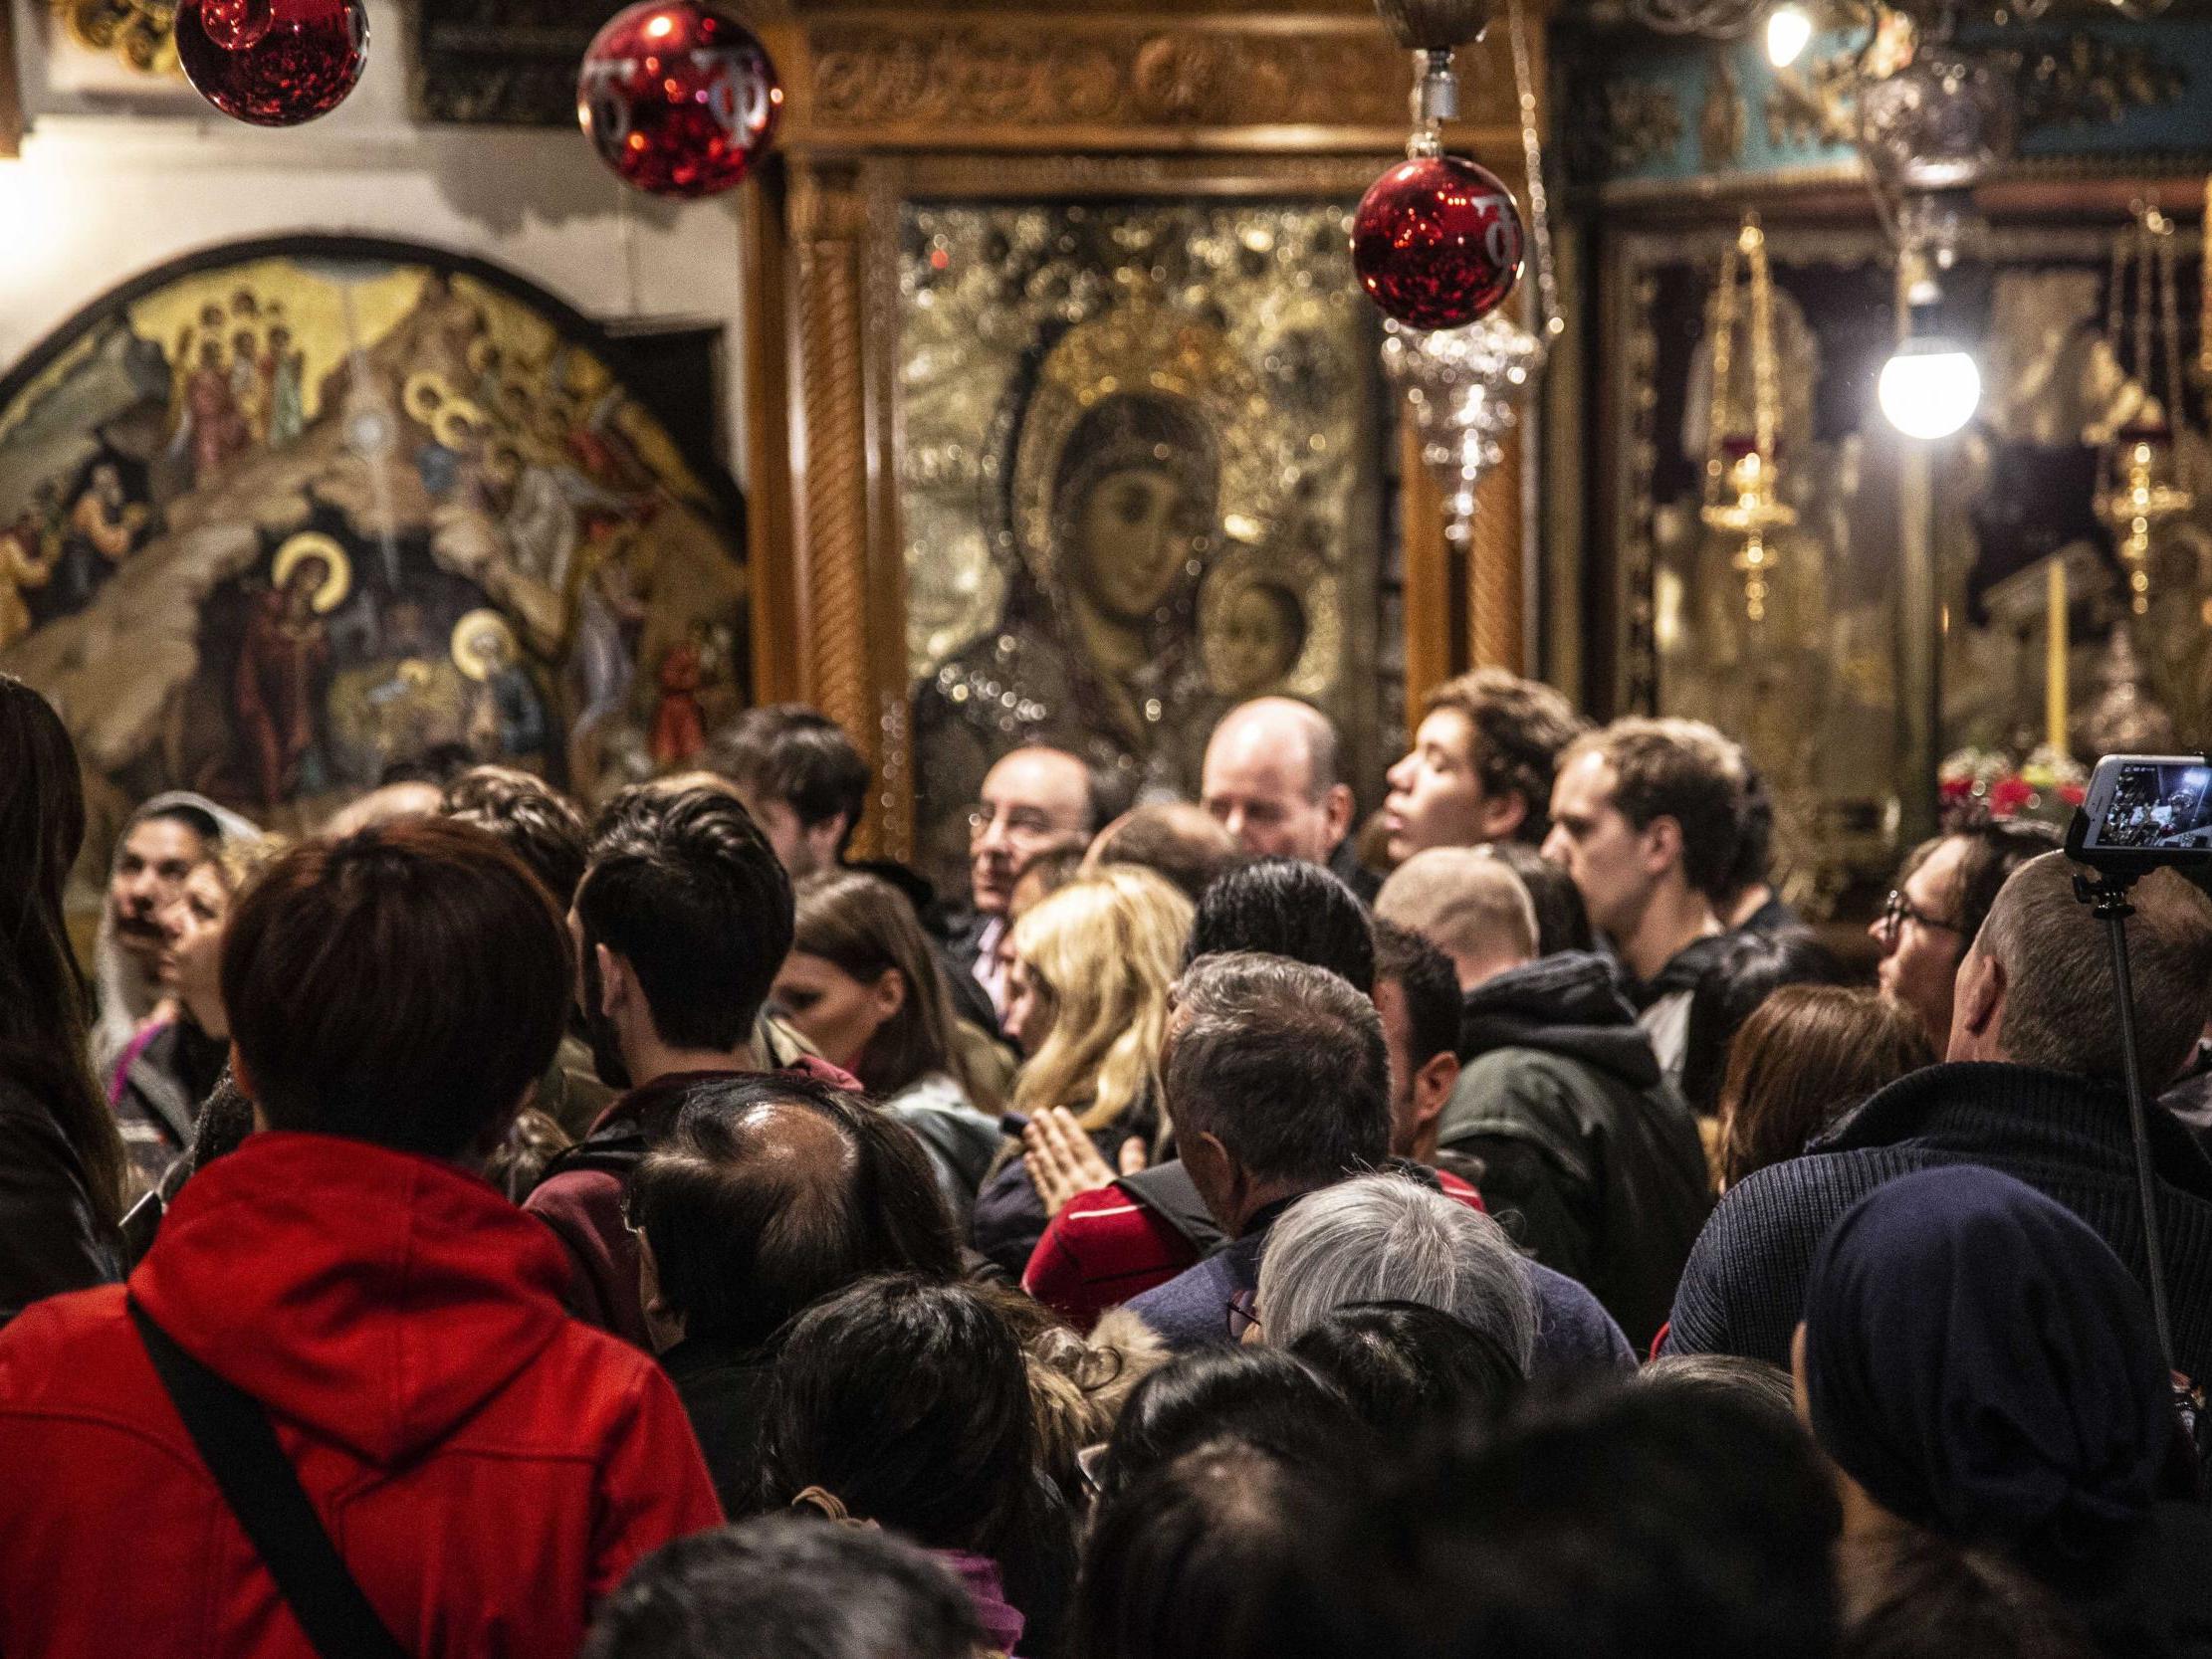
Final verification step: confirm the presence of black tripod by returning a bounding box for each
[2070,863,2178,1378]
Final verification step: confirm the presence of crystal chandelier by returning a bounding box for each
[1372,0,1562,548]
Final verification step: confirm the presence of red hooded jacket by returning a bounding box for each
[0,1132,723,1659]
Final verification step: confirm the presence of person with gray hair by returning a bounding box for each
[1122,952,1394,1354]
[1121,956,1636,1376]
[1254,1172,1537,1370]
[1666,851,2212,1381]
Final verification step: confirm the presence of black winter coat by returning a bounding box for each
[1438,951,1714,1351]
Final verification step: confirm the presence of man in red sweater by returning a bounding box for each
[0,820,721,1659]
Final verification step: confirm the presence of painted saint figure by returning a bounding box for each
[265,324,307,447]
[649,623,709,767]
[186,337,242,487]
[61,463,148,608]
[453,609,548,762]
[235,536,344,807]
[0,493,61,651]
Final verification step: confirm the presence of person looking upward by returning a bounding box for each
[1383,670,1586,863]
[1542,718,1746,1086]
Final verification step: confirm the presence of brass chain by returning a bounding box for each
[1506,0,1563,339]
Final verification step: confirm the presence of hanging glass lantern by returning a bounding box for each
[1698,215,1796,622]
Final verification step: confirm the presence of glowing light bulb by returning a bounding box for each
[1766,4,1813,68]
[1880,339,1981,440]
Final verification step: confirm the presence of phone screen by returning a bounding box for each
[2084,758,2212,853]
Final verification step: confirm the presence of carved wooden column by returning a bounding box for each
[1469,433,1524,670]
[782,160,901,849]
[0,2,20,158]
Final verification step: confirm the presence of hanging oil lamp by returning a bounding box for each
[2099,425,2193,616]
[2096,207,2195,616]
[1699,214,1796,622]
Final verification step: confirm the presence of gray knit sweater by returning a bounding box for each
[1662,1062,2212,1383]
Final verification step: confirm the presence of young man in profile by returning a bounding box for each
[0,820,721,1658]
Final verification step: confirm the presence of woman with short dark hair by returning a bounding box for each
[756,1275,1072,1657]
[0,676,124,1327]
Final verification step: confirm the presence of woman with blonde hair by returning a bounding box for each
[973,865,1195,1277]
[774,870,1011,1214]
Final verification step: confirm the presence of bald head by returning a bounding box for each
[627,1075,960,1351]
[1951,852,2212,1086]
[971,745,1098,916]
[1376,848,1539,991]
[1202,697,1354,865]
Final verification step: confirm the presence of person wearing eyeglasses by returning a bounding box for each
[942,746,1106,1021]
[1666,851,2212,1384]
[1871,820,2062,1050]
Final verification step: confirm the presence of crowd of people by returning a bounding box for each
[4,669,2212,1658]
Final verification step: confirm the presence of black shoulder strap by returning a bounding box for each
[128,1298,409,1659]
[1115,1161,1226,1257]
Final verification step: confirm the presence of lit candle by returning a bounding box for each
[2047,556,2069,758]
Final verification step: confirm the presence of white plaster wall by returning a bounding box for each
[0,0,750,478]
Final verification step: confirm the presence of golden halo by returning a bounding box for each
[451,608,518,683]
[403,370,454,426]
[1198,540,1340,701]
[1009,294,1288,590]
[434,400,489,452]
[272,532,351,614]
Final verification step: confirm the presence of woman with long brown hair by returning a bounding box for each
[774,870,1009,1212]
[0,675,124,1326]
[1713,984,1932,1191]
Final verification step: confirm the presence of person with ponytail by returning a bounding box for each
[0,675,124,1326]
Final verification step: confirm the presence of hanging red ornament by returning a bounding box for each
[1352,153,1526,332]
[577,1,782,200]
[174,0,367,127]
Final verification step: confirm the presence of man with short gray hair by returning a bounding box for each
[1667,852,2212,1380]
[1124,953,1634,1375]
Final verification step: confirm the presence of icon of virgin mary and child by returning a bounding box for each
[914,301,1304,877]
[917,385,1214,824]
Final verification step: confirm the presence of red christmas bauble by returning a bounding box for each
[1352,154,1526,332]
[174,0,367,127]
[577,2,782,200]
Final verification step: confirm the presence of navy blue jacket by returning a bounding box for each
[1125,1190,1635,1382]
[1664,1062,2212,1382]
